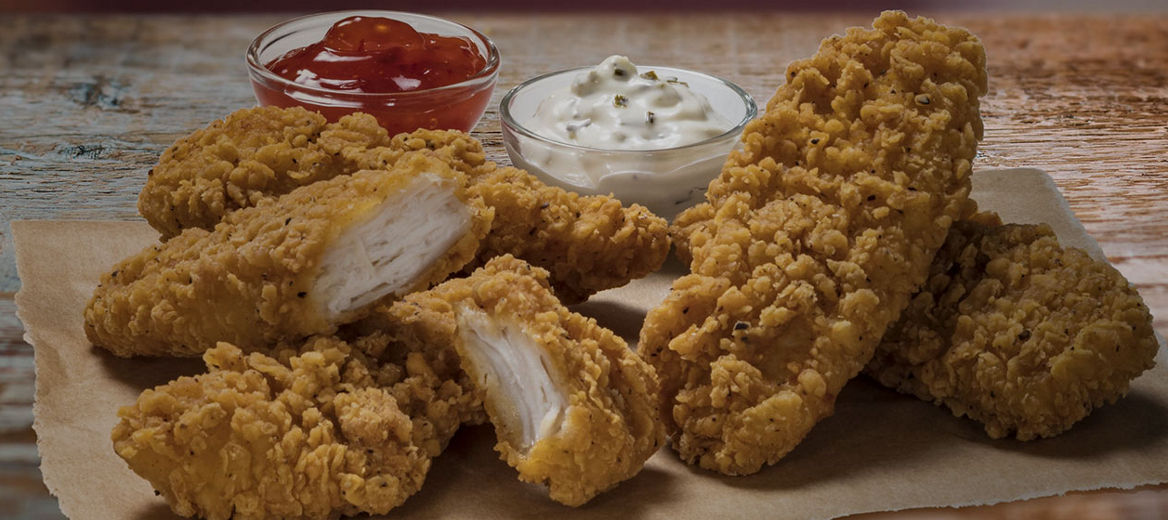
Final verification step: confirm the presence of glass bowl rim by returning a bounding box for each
[500,64,757,154]
[246,10,501,99]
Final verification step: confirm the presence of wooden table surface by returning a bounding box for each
[1,10,1167,519]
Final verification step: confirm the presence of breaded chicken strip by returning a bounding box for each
[355,255,664,506]
[112,334,478,520]
[140,107,670,302]
[867,212,1159,440]
[340,126,491,181]
[86,155,490,357]
[640,11,987,475]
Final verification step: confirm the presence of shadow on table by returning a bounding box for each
[714,375,1168,492]
[390,424,681,519]
[96,345,204,391]
[572,298,648,345]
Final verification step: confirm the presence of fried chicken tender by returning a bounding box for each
[86,155,490,357]
[139,107,670,303]
[358,255,664,506]
[640,11,988,475]
[867,212,1159,440]
[112,333,478,520]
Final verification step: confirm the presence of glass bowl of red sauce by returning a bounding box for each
[246,11,500,136]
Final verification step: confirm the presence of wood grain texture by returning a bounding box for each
[0,11,1165,519]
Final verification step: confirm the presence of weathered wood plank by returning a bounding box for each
[0,294,55,518]
[0,296,32,436]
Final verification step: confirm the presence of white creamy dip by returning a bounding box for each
[503,55,754,219]
[529,55,733,150]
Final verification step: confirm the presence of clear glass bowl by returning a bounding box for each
[500,65,756,219]
[247,10,500,136]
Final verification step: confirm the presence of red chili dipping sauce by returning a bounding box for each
[250,14,497,135]
[268,17,487,93]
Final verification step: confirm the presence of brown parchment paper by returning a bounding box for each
[14,167,1168,520]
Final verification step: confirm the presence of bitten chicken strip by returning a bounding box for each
[138,107,670,303]
[867,212,1159,440]
[86,154,490,357]
[639,11,988,475]
[112,333,479,520]
[356,255,664,506]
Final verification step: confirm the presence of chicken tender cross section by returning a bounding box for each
[867,213,1159,440]
[456,307,569,450]
[315,173,476,317]
[86,156,490,357]
[403,255,664,506]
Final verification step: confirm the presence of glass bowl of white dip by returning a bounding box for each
[500,57,756,220]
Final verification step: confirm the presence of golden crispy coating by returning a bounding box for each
[867,213,1159,440]
[368,255,664,506]
[87,156,489,357]
[640,11,987,475]
[111,334,476,520]
[463,166,670,303]
[343,126,491,179]
[668,201,712,266]
[140,106,394,239]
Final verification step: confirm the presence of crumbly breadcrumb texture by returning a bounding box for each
[669,202,712,265]
[140,107,394,239]
[87,156,489,357]
[111,335,477,520]
[867,213,1159,440]
[371,255,664,506]
[463,166,670,303]
[343,127,491,181]
[640,11,987,475]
